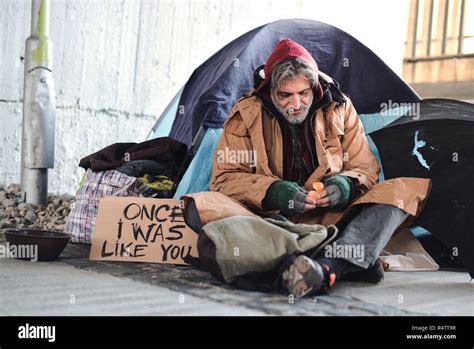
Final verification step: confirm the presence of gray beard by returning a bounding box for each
[271,95,313,125]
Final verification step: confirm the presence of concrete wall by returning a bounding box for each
[0,0,410,195]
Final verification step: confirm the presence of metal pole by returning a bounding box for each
[21,0,56,206]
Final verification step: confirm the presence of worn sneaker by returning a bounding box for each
[281,255,330,298]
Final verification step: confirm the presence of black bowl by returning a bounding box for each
[4,229,70,261]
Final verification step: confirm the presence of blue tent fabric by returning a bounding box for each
[358,106,414,135]
[151,94,180,139]
[173,128,223,198]
[358,105,417,183]
[169,18,420,147]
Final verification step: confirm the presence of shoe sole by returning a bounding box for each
[282,255,324,299]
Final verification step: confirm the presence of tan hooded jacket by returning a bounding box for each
[208,90,431,229]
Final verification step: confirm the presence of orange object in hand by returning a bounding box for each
[313,182,325,192]
[307,182,325,201]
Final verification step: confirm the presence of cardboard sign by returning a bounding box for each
[90,197,198,265]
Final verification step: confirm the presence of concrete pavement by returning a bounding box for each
[0,231,472,316]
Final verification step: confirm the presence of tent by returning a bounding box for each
[148,19,473,274]
[370,99,474,276]
[168,18,419,148]
[149,18,420,196]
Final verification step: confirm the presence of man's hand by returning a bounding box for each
[289,189,315,213]
[264,179,350,215]
[264,181,321,215]
[303,189,331,211]
[322,175,356,209]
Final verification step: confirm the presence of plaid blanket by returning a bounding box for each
[64,169,156,244]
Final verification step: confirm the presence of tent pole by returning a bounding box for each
[21,0,56,206]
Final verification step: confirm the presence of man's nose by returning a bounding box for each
[291,95,301,110]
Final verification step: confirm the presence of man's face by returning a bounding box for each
[271,75,314,125]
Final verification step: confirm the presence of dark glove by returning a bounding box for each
[323,175,355,209]
[263,180,308,215]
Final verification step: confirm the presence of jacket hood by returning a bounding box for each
[256,38,320,92]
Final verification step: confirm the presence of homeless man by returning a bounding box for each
[192,39,431,298]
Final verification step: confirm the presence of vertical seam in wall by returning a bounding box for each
[132,0,143,102]
[166,3,177,82]
[117,0,126,107]
[78,0,89,106]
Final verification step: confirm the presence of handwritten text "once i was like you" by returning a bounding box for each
[100,202,193,262]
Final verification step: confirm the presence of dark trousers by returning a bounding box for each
[321,204,409,269]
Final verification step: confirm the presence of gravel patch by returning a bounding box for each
[0,183,74,231]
